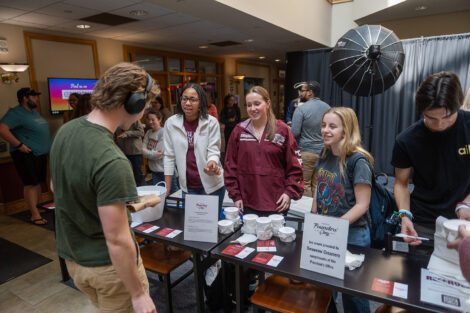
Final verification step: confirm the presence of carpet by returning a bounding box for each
[10,209,55,231]
[0,237,53,284]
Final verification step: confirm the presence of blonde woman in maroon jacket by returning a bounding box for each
[224,86,304,217]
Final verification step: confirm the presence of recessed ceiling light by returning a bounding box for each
[415,5,427,11]
[275,59,281,62]
[129,10,148,16]
[244,39,254,42]
[76,24,91,29]
[199,45,209,49]
[258,56,266,59]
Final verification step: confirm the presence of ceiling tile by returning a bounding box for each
[11,12,69,26]
[63,0,137,12]
[0,0,58,11]
[5,19,50,29]
[144,13,199,30]
[0,6,27,20]
[36,3,101,20]
[87,27,141,38]
[52,21,111,34]
[110,2,174,20]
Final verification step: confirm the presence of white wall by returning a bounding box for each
[331,2,358,46]
[216,0,332,46]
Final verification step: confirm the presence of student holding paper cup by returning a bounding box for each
[224,86,304,217]
[311,107,373,313]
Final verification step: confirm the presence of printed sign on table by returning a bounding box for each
[184,194,219,243]
[300,213,349,279]
[371,278,408,299]
[221,244,255,259]
[420,268,470,311]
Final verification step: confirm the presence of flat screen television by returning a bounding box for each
[48,77,98,115]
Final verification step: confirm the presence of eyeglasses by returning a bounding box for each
[181,96,199,104]
[299,89,309,92]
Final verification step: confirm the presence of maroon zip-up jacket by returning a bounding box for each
[224,119,304,212]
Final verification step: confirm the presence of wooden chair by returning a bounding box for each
[250,275,332,313]
[375,304,417,313]
[140,242,193,313]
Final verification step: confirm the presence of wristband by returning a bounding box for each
[16,142,23,148]
[398,209,413,221]
[456,202,470,213]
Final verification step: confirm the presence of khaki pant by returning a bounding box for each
[300,151,320,198]
[66,256,149,313]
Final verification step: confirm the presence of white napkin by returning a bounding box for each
[230,234,257,246]
[345,250,365,270]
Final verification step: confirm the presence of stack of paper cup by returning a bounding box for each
[241,214,258,234]
[278,226,296,243]
[224,207,242,227]
[218,219,234,234]
[256,216,273,240]
[269,214,285,237]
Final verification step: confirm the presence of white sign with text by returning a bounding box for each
[300,213,349,279]
[184,194,219,243]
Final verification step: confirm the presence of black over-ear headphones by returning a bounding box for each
[124,73,153,114]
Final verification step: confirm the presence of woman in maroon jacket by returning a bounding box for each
[224,86,304,216]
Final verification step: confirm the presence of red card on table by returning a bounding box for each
[257,240,276,252]
[156,228,175,237]
[43,202,55,208]
[252,252,274,264]
[371,278,395,295]
[135,223,155,232]
[221,245,245,256]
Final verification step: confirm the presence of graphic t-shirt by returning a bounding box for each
[142,128,164,172]
[184,118,203,189]
[391,110,470,226]
[316,150,372,227]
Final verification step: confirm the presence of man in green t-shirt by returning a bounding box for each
[50,63,159,313]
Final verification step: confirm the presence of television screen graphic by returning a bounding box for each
[48,78,97,114]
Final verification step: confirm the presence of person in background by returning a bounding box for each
[392,72,470,250]
[312,107,373,313]
[63,92,80,123]
[115,120,145,186]
[142,109,178,193]
[50,62,158,313]
[291,81,330,197]
[224,86,303,217]
[72,93,92,119]
[447,224,470,282]
[205,90,219,119]
[164,83,225,213]
[219,94,241,147]
[151,96,171,125]
[285,81,305,126]
[0,87,51,225]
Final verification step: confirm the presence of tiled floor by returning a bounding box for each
[0,214,98,313]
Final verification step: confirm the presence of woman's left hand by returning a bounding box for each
[204,160,221,176]
[276,193,291,212]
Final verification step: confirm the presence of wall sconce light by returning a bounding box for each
[0,63,29,84]
[233,75,245,80]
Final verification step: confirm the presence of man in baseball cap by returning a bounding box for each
[0,87,50,225]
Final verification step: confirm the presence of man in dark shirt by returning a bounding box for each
[392,72,470,248]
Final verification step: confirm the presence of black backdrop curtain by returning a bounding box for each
[286,32,470,174]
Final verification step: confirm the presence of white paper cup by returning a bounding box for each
[278,226,296,243]
[218,219,234,234]
[227,215,242,228]
[269,214,285,236]
[243,214,258,226]
[224,207,239,220]
[256,217,273,240]
[443,219,470,242]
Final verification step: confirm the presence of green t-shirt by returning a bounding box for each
[50,116,138,267]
